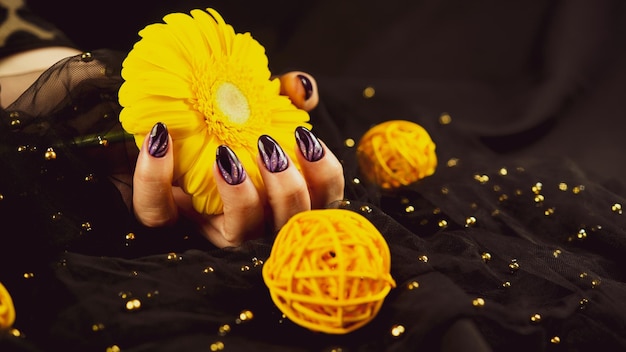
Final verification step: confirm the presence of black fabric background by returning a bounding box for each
[29,0,626,195]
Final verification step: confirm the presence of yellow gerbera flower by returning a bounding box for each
[119,8,311,215]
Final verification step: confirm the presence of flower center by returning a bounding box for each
[215,82,250,124]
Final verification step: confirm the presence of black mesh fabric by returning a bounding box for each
[0,49,625,352]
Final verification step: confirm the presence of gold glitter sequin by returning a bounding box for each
[166,252,180,261]
[509,260,520,272]
[9,328,21,337]
[360,205,372,213]
[125,299,141,311]
[203,267,215,273]
[474,174,490,184]
[591,279,601,288]
[81,222,92,232]
[465,216,477,227]
[241,265,250,271]
[498,168,508,176]
[576,229,587,240]
[472,298,485,307]
[352,177,361,184]
[611,203,623,214]
[531,182,543,194]
[210,341,225,351]
[558,182,568,191]
[441,187,449,195]
[530,313,542,323]
[362,86,376,98]
[80,52,93,61]
[579,298,589,309]
[92,323,105,332]
[550,336,561,344]
[390,324,405,337]
[438,113,452,125]
[125,233,135,240]
[446,158,459,167]
[544,207,555,216]
[418,255,428,263]
[553,249,562,258]
[23,273,34,279]
[438,219,448,228]
[44,147,57,160]
[236,309,254,323]
[534,194,545,203]
[84,174,96,182]
[106,346,121,352]
[405,205,415,213]
[579,272,588,279]
[344,138,355,147]
[10,118,21,128]
[502,281,511,288]
[572,185,585,194]
[406,281,420,290]
[481,252,491,262]
[218,324,231,336]
[98,136,109,147]
[252,257,264,267]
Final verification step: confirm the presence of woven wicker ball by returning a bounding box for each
[0,281,15,330]
[357,120,437,189]
[262,209,396,334]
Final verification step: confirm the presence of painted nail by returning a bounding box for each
[148,122,168,158]
[258,135,289,173]
[297,74,313,101]
[216,145,246,185]
[295,126,324,162]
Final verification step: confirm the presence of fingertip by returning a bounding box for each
[133,122,178,227]
[216,145,247,185]
[146,122,170,158]
[295,125,324,162]
[279,71,319,111]
[294,131,345,209]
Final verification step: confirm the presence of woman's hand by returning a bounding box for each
[132,72,344,248]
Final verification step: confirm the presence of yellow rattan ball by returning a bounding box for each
[0,281,15,330]
[262,208,396,334]
[357,120,437,189]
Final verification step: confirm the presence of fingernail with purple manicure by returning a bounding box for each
[258,135,289,173]
[216,145,246,185]
[148,122,168,158]
[298,74,313,101]
[295,126,324,162]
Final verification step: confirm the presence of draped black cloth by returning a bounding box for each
[2,1,626,351]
